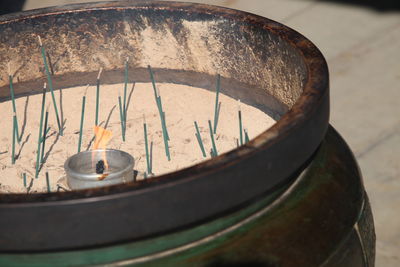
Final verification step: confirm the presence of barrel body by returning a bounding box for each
[0,2,374,266]
[0,127,375,266]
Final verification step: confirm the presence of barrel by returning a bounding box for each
[0,2,375,266]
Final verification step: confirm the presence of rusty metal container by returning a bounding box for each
[0,1,374,266]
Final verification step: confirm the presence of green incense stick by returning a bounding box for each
[149,140,153,174]
[148,65,170,160]
[38,36,63,136]
[194,121,206,157]
[45,172,51,193]
[95,67,102,126]
[118,96,126,141]
[78,95,86,153]
[23,173,27,188]
[11,114,16,164]
[214,102,221,135]
[238,100,243,146]
[8,69,21,143]
[156,95,169,140]
[40,110,49,163]
[35,85,47,178]
[148,65,158,97]
[143,116,151,175]
[213,74,221,134]
[162,121,170,161]
[123,58,128,123]
[208,119,218,157]
[161,106,169,141]
[244,128,250,143]
[210,148,215,158]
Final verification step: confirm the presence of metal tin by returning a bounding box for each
[65,149,134,190]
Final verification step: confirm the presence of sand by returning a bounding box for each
[0,82,275,194]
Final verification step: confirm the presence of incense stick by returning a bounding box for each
[143,115,151,175]
[208,119,218,157]
[148,65,170,160]
[40,107,49,163]
[244,128,250,143]
[123,58,129,125]
[155,88,169,141]
[149,139,153,175]
[78,95,86,153]
[35,84,47,178]
[238,100,243,146]
[194,121,206,157]
[118,95,126,141]
[214,102,221,135]
[23,173,27,188]
[95,67,103,126]
[161,116,170,161]
[11,113,16,164]
[45,172,51,193]
[8,63,21,143]
[213,74,221,134]
[38,36,63,136]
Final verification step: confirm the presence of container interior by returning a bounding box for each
[0,3,307,119]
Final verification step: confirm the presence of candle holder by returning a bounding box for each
[64,149,134,190]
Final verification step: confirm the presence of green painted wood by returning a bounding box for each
[0,183,288,266]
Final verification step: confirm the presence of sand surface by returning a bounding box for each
[0,82,275,193]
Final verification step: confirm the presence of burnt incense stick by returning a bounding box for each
[213,74,221,134]
[238,100,243,146]
[208,119,218,157]
[45,172,51,193]
[143,115,151,175]
[8,63,21,143]
[118,95,126,141]
[11,113,16,164]
[148,65,170,160]
[35,84,47,178]
[23,173,27,188]
[95,67,103,126]
[194,121,206,157]
[40,107,49,163]
[38,36,63,136]
[244,128,250,143]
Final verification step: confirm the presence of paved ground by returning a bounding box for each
[22,1,400,266]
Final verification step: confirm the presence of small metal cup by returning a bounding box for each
[64,149,134,190]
